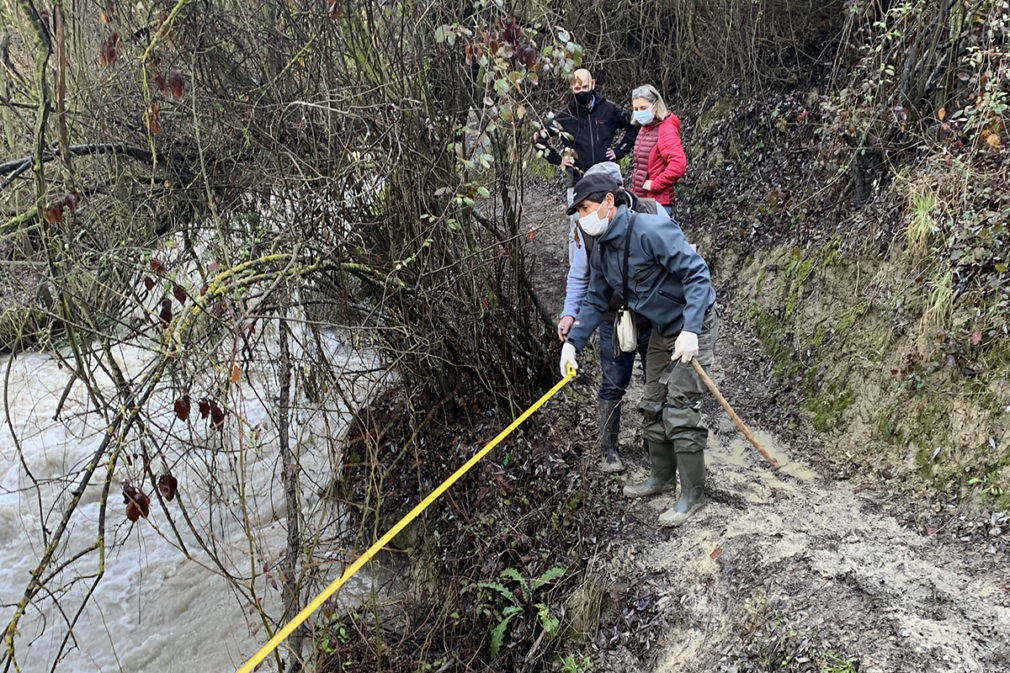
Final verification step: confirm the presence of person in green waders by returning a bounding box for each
[559,172,719,527]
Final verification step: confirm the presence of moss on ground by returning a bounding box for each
[812,323,827,349]
[805,380,855,432]
[836,300,870,335]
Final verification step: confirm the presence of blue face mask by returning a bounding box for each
[634,108,654,125]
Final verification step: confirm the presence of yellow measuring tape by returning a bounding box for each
[236,366,576,673]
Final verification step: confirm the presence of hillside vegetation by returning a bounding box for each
[1,1,1008,672]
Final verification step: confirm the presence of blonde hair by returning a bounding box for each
[630,84,669,125]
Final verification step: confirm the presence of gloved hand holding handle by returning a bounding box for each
[560,342,578,377]
[671,331,699,363]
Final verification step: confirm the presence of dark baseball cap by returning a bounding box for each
[565,172,621,215]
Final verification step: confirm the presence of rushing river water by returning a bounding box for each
[1,329,383,672]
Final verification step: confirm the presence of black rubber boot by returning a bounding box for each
[622,441,677,498]
[658,450,706,526]
[597,399,625,473]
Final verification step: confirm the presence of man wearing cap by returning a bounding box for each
[559,172,719,527]
[558,162,656,474]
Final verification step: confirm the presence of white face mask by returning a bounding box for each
[633,108,654,125]
[578,202,611,237]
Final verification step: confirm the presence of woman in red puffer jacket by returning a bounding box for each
[630,85,686,216]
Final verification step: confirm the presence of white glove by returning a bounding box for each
[671,331,699,364]
[560,342,578,377]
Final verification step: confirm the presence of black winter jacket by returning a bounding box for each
[534,93,638,180]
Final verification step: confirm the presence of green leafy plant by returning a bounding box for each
[560,654,593,673]
[316,621,350,654]
[419,656,450,672]
[468,566,566,659]
[822,651,859,673]
[967,464,1006,500]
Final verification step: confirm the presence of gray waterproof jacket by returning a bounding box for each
[566,205,715,351]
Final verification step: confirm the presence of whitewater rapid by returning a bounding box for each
[1,332,383,672]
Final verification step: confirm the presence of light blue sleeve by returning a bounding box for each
[566,242,610,352]
[562,220,590,318]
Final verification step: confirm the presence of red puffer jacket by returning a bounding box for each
[630,114,686,206]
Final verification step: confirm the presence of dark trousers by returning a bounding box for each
[640,307,720,452]
[597,320,652,402]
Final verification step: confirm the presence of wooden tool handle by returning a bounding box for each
[690,358,780,470]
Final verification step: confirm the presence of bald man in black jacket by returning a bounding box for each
[533,69,638,198]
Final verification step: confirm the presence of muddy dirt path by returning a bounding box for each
[638,394,1010,672]
[521,178,1010,673]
